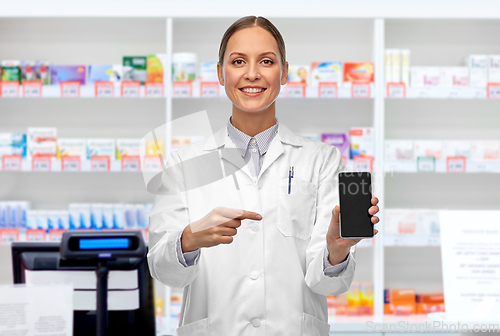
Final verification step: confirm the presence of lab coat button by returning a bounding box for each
[251,225,259,232]
[252,148,257,153]
[250,271,259,280]
[251,318,260,327]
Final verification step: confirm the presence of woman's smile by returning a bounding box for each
[238,85,267,96]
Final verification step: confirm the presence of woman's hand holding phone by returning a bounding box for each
[325,197,380,265]
[181,207,262,252]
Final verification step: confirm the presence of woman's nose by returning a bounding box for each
[244,63,260,81]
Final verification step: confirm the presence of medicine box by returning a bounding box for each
[488,55,500,83]
[88,64,122,84]
[442,140,471,159]
[288,65,310,85]
[343,63,374,86]
[466,55,488,88]
[470,141,500,161]
[86,139,115,159]
[440,67,468,87]
[414,140,442,161]
[116,139,141,159]
[410,67,440,87]
[310,62,343,86]
[385,140,414,161]
[349,128,374,159]
[321,133,349,160]
[51,65,86,85]
[199,62,219,82]
[57,138,87,160]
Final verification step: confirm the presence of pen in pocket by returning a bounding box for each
[288,166,294,194]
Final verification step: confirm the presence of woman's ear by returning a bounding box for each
[280,61,289,86]
[217,62,225,86]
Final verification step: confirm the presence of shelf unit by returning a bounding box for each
[1,3,500,334]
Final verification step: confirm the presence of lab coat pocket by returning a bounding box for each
[175,317,209,336]
[277,177,317,240]
[302,312,331,336]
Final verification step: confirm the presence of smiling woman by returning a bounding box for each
[216,16,289,136]
[147,15,379,336]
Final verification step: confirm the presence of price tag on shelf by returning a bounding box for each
[417,156,436,172]
[386,82,406,98]
[472,87,486,98]
[427,236,440,246]
[95,81,114,97]
[447,88,459,99]
[416,89,430,98]
[49,229,66,242]
[285,82,306,98]
[318,82,338,98]
[61,156,81,172]
[200,81,219,98]
[353,155,374,172]
[26,229,46,242]
[23,81,42,97]
[0,229,20,245]
[91,155,110,172]
[143,156,163,172]
[61,81,81,97]
[2,154,22,171]
[122,156,141,172]
[173,81,192,97]
[32,155,51,172]
[145,82,164,97]
[447,156,466,173]
[351,82,371,98]
[1,81,20,97]
[121,81,141,97]
[487,83,500,99]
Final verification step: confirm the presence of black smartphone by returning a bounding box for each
[338,171,374,239]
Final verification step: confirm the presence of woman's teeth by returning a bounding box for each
[241,88,265,93]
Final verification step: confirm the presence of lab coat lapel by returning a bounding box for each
[258,123,303,179]
[257,135,284,180]
[203,125,253,181]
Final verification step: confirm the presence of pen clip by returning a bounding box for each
[290,166,294,178]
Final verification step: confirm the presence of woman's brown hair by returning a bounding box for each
[218,16,286,67]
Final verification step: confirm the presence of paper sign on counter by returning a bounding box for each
[440,211,500,322]
[0,284,73,336]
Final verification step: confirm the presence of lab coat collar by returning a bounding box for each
[203,122,302,181]
[203,122,303,151]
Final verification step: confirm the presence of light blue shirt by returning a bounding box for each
[176,117,349,277]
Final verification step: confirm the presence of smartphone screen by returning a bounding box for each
[338,172,373,238]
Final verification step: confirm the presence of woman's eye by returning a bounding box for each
[262,59,273,65]
[233,59,244,65]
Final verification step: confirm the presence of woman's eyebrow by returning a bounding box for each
[229,51,277,57]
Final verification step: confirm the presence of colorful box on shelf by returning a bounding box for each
[384,289,445,316]
[327,282,373,317]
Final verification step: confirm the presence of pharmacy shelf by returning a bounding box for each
[1,158,375,173]
[384,160,500,173]
[1,83,375,99]
[384,235,440,247]
[1,158,157,173]
[385,86,500,99]
[328,315,454,333]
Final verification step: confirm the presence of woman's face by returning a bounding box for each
[218,26,288,114]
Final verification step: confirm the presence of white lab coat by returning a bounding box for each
[147,123,356,336]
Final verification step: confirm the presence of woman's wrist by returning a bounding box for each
[181,225,198,252]
[327,243,350,266]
